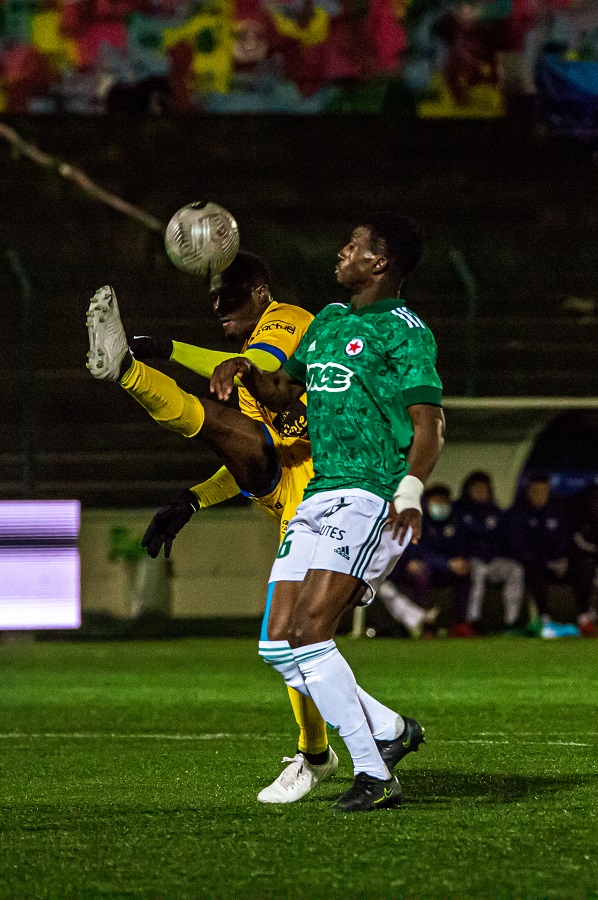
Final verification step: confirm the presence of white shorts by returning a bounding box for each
[268,488,412,604]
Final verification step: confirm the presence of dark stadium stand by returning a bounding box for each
[1,118,596,505]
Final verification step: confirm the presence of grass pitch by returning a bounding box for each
[1,636,597,898]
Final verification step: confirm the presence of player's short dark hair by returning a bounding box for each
[358,212,424,279]
[221,250,271,294]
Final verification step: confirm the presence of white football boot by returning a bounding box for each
[257,748,339,804]
[86,285,129,381]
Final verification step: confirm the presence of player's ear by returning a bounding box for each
[372,256,388,274]
[253,283,269,301]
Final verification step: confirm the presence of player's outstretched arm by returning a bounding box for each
[390,404,446,544]
[210,357,304,410]
[129,335,282,379]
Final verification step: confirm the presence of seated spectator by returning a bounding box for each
[504,476,573,639]
[454,470,525,633]
[568,484,598,637]
[379,484,470,637]
[375,581,440,639]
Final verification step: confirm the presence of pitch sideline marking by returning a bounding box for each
[0,732,265,741]
[0,732,592,747]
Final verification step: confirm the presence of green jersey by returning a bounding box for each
[284,297,442,502]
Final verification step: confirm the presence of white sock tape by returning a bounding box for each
[393,475,424,515]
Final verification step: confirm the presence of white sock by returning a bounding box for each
[293,640,389,780]
[357,687,404,741]
[258,639,310,697]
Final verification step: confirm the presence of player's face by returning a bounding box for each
[209,279,264,339]
[336,227,380,289]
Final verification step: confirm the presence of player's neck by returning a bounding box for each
[350,281,401,310]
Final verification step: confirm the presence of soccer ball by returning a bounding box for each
[164,201,240,276]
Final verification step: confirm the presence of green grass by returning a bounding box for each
[1,637,597,899]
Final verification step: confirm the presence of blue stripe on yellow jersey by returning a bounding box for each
[246,342,288,364]
[239,300,313,436]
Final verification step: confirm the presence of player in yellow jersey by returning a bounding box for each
[86,251,336,804]
[133,251,313,544]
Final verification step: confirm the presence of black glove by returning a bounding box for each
[141,489,199,558]
[130,334,174,361]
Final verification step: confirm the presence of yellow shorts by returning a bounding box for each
[249,428,313,543]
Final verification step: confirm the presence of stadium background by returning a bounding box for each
[0,0,598,618]
[0,111,596,623]
[1,4,598,896]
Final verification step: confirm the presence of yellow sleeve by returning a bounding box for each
[171,342,281,378]
[190,466,241,509]
[244,304,314,367]
[171,304,313,382]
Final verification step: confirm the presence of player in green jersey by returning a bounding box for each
[211,213,446,812]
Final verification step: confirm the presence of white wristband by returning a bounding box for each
[393,475,424,515]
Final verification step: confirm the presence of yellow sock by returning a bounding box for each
[287,686,328,756]
[120,358,205,438]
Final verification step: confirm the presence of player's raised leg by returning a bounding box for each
[87,285,277,493]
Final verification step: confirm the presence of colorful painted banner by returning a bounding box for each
[0,0,592,115]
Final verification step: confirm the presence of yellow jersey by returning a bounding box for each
[238,300,313,439]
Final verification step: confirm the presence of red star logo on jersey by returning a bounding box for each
[345,338,364,357]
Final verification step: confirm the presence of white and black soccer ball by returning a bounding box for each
[164,201,240,276]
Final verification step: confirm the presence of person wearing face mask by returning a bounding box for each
[379,484,471,637]
[454,470,525,634]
